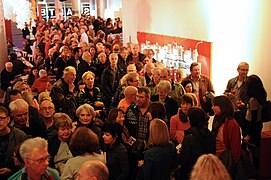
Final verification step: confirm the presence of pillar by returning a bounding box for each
[55,0,63,20]
[31,0,37,20]
[96,0,105,18]
[71,0,80,17]
[0,0,8,97]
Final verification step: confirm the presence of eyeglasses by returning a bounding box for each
[29,155,51,164]
[0,116,7,121]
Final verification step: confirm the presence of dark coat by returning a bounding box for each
[143,142,178,180]
[106,142,129,180]
[0,127,28,179]
[0,69,16,91]
[50,78,78,121]
[12,106,48,139]
[151,95,178,122]
[179,127,216,180]
[101,65,125,107]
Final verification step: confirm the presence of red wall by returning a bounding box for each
[5,20,12,43]
[137,32,212,77]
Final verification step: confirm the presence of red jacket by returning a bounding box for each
[31,76,50,93]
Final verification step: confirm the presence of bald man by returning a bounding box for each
[118,86,138,112]
[76,160,109,180]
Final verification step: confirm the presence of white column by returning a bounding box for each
[71,0,80,16]
[96,0,105,18]
[55,0,63,20]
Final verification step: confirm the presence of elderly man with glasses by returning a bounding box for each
[8,137,59,180]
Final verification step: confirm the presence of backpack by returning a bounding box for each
[262,100,271,122]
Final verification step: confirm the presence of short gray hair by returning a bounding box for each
[20,137,48,160]
[157,80,172,93]
[9,99,29,112]
[63,66,76,76]
[39,69,47,77]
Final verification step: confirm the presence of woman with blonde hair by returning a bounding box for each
[190,154,231,180]
[77,71,104,113]
[143,119,178,180]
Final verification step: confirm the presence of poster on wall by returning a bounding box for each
[137,32,212,78]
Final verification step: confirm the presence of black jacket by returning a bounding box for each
[50,78,78,121]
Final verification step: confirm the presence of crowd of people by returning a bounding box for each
[0,14,267,180]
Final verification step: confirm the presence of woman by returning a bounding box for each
[26,66,39,87]
[190,154,231,180]
[244,74,266,172]
[143,119,178,180]
[211,95,242,177]
[75,104,103,140]
[151,80,178,121]
[76,71,104,113]
[170,94,194,144]
[108,108,130,142]
[146,101,167,121]
[48,113,73,174]
[61,127,105,179]
[102,122,129,180]
[178,107,215,180]
[182,79,200,106]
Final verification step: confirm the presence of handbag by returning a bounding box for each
[219,149,234,175]
[219,149,256,180]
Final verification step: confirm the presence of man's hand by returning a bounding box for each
[69,83,75,93]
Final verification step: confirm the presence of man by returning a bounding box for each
[0,106,28,179]
[101,53,125,110]
[9,99,47,139]
[80,26,89,44]
[118,86,138,112]
[128,43,145,64]
[155,68,185,103]
[126,63,146,87]
[0,62,17,92]
[39,100,57,139]
[8,53,29,76]
[224,62,249,109]
[66,47,82,71]
[182,62,215,114]
[8,137,59,180]
[77,52,96,82]
[76,160,109,180]
[148,67,161,95]
[144,62,155,85]
[118,47,132,70]
[125,87,151,141]
[51,66,78,121]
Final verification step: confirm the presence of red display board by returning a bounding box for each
[137,31,212,77]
